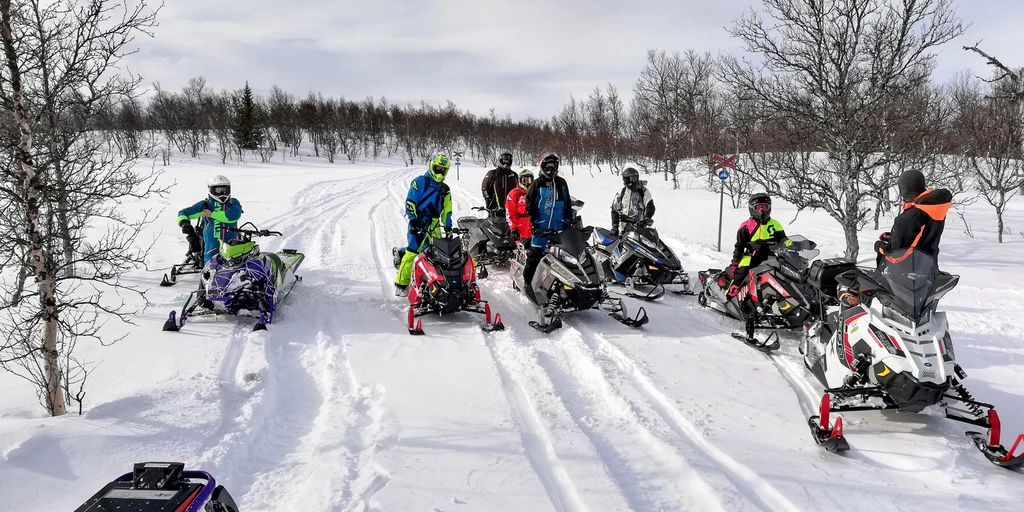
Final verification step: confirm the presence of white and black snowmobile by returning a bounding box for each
[162,223,304,332]
[697,235,823,351]
[510,200,648,333]
[589,219,693,301]
[159,219,204,287]
[457,206,517,278]
[801,249,1023,470]
[391,227,504,335]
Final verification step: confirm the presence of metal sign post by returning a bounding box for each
[712,154,738,252]
[454,151,463,180]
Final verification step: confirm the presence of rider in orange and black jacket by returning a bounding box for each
[874,170,952,268]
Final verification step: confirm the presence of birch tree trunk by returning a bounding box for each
[1,0,66,415]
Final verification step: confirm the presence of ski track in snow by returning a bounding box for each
[191,172,408,511]
[445,182,789,511]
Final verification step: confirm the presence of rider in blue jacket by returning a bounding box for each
[522,153,572,302]
[176,175,243,264]
[395,154,454,296]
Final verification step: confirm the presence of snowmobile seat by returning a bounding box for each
[809,258,856,299]
[594,227,617,246]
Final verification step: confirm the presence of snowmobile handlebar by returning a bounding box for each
[227,222,282,238]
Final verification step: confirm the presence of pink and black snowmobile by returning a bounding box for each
[392,227,504,335]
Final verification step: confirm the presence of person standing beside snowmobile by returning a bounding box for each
[505,169,534,243]
[481,152,518,211]
[523,154,573,302]
[725,192,788,298]
[874,169,952,269]
[395,154,454,296]
[610,167,655,236]
[176,175,243,264]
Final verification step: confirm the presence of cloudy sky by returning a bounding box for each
[128,0,1024,119]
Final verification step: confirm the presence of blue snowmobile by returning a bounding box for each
[75,462,238,512]
[162,223,305,332]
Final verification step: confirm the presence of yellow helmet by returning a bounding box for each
[428,154,451,182]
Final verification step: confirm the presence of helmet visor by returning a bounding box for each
[750,202,771,213]
[499,154,512,166]
[210,185,230,197]
[520,175,533,186]
[432,164,449,176]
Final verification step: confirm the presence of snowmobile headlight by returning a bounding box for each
[780,264,802,281]
[881,304,913,328]
[553,246,579,266]
[549,258,581,285]
[941,332,955,361]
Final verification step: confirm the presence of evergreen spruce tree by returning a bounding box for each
[232,81,263,150]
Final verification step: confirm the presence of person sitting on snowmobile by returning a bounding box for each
[724,192,788,298]
[395,154,454,296]
[176,175,243,264]
[610,167,655,236]
[505,169,534,243]
[523,153,573,302]
[481,151,519,211]
[874,169,952,269]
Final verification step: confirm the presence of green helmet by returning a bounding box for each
[428,154,451,182]
[518,169,533,188]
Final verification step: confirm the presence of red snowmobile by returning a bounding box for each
[393,227,504,335]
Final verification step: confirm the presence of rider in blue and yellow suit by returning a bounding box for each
[395,155,454,296]
[176,175,243,264]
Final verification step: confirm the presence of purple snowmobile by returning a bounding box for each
[162,223,305,332]
[75,462,238,512]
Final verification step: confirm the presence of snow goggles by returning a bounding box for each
[520,175,533,186]
[432,164,449,175]
[541,160,558,171]
[499,155,512,165]
[210,185,230,196]
[750,202,771,213]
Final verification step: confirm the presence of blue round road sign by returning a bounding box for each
[718,169,729,181]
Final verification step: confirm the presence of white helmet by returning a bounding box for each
[208,175,231,204]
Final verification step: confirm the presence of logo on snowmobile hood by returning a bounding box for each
[924,362,933,367]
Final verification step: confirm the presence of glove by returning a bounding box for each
[510,228,519,240]
[879,232,891,241]
[727,285,740,298]
[642,219,654,227]
[728,261,738,277]
[409,223,424,236]
[610,228,619,237]
[873,239,888,255]
[180,220,192,234]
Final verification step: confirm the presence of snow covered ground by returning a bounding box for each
[1,152,1022,511]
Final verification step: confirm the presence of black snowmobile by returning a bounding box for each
[391,227,504,335]
[75,462,238,512]
[510,200,648,333]
[457,206,517,277]
[696,235,823,351]
[589,218,694,301]
[160,219,204,287]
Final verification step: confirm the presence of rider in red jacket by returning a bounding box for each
[504,170,534,242]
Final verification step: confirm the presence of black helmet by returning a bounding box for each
[622,167,640,188]
[539,153,559,179]
[498,152,513,169]
[897,170,927,203]
[748,192,772,222]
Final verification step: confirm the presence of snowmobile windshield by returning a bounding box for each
[879,249,939,320]
[779,235,819,272]
[631,227,668,255]
[429,237,463,268]
[221,240,256,264]
[550,227,588,261]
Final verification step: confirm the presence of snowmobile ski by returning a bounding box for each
[965,410,1024,471]
[530,317,563,333]
[808,394,850,452]
[731,332,782,352]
